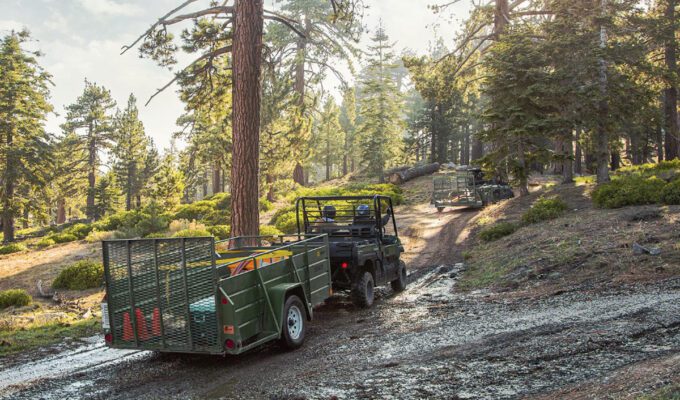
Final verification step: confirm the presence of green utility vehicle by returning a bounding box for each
[295,195,407,308]
[432,167,514,212]
[101,235,331,355]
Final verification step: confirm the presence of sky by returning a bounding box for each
[0,0,473,151]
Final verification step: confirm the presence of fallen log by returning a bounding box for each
[383,165,410,177]
[388,163,440,184]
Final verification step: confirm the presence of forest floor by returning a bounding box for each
[0,174,679,399]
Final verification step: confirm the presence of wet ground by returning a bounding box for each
[1,264,678,400]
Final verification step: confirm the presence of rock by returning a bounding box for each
[633,243,661,256]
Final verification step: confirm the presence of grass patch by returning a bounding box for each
[478,222,518,242]
[0,243,27,255]
[53,260,104,290]
[0,318,99,357]
[574,175,595,185]
[172,229,211,238]
[36,237,56,249]
[458,257,519,291]
[0,289,32,309]
[637,383,680,400]
[521,196,568,224]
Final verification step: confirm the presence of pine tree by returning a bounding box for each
[0,31,53,243]
[149,154,185,211]
[339,87,358,175]
[51,132,88,224]
[358,24,404,181]
[62,80,116,220]
[92,172,122,220]
[314,97,343,180]
[111,94,156,210]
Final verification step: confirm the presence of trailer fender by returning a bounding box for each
[269,283,313,325]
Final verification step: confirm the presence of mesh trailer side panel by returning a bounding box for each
[104,238,221,353]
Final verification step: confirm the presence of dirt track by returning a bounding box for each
[1,190,679,399]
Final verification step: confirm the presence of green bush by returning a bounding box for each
[273,211,298,234]
[0,243,27,255]
[259,197,273,212]
[207,225,231,240]
[53,260,104,290]
[259,225,283,236]
[49,233,78,244]
[85,230,120,243]
[36,237,56,249]
[172,229,211,238]
[521,197,568,224]
[0,289,32,309]
[478,222,518,242]
[660,179,680,205]
[593,176,666,208]
[65,223,93,239]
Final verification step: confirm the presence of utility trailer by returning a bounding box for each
[432,167,514,212]
[101,235,332,355]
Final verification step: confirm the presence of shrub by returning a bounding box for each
[521,197,568,224]
[273,211,298,234]
[660,179,680,205]
[169,219,207,233]
[85,230,119,243]
[259,197,273,212]
[592,176,666,208]
[172,229,211,238]
[207,225,231,240]
[0,243,27,255]
[259,225,283,237]
[53,260,104,290]
[65,223,93,239]
[49,233,78,244]
[0,289,32,309]
[478,222,518,242]
[36,237,56,249]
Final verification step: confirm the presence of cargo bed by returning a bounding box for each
[101,234,331,355]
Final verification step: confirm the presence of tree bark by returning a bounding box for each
[293,163,305,186]
[574,131,583,175]
[664,0,679,160]
[230,0,263,238]
[656,119,665,161]
[595,0,611,183]
[212,159,222,194]
[562,133,574,183]
[388,163,440,184]
[56,198,66,225]
[86,123,96,220]
[2,127,14,243]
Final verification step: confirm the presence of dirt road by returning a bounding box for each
[1,190,678,399]
[1,264,678,400]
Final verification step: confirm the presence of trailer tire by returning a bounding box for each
[280,295,306,349]
[436,207,444,213]
[391,261,407,292]
[351,272,374,308]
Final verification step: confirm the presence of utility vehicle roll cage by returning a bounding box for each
[295,195,398,239]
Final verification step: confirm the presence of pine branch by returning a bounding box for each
[263,10,307,39]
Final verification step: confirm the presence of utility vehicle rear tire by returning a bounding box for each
[391,261,407,292]
[280,295,306,349]
[351,272,374,308]
[436,207,444,213]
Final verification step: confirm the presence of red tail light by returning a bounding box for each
[341,262,349,269]
[221,297,228,305]
[104,333,113,343]
[225,339,235,350]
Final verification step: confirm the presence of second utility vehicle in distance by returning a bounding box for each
[295,195,407,308]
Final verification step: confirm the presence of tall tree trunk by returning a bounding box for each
[553,139,564,175]
[563,133,574,183]
[517,139,529,196]
[2,128,14,243]
[574,131,583,175]
[656,119,664,161]
[266,173,275,202]
[22,207,29,229]
[202,170,209,198]
[230,0,263,238]
[125,165,133,211]
[293,163,304,186]
[56,198,66,225]
[610,151,621,171]
[494,0,510,37]
[664,0,679,160]
[212,159,222,194]
[325,134,331,181]
[86,124,96,220]
[595,0,611,183]
[471,134,483,162]
[462,125,471,165]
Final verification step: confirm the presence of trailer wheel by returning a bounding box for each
[391,261,407,292]
[436,207,445,213]
[280,295,306,349]
[351,272,374,308]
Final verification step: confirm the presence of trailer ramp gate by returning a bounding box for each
[103,238,221,353]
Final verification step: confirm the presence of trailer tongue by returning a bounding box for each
[101,235,331,355]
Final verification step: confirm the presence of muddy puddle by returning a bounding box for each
[1,266,678,399]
